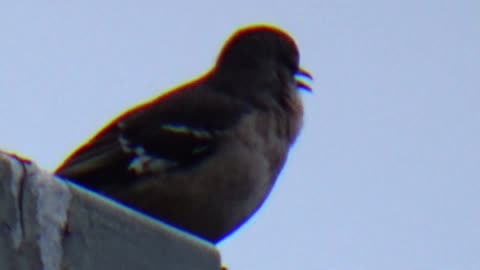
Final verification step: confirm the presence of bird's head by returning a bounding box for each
[214,25,312,98]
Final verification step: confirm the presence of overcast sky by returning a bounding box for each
[1,1,479,269]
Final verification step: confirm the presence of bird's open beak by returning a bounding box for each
[295,68,313,92]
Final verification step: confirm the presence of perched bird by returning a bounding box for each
[55,24,312,243]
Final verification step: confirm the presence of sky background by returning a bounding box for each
[1,1,479,269]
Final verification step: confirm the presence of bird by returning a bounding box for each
[55,24,312,244]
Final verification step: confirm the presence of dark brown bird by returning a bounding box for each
[55,24,311,243]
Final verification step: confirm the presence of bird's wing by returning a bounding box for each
[56,83,252,188]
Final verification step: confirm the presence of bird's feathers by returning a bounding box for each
[56,84,253,189]
[55,24,311,243]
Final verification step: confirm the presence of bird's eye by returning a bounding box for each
[279,54,298,74]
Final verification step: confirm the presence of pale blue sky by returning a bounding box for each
[1,1,479,269]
